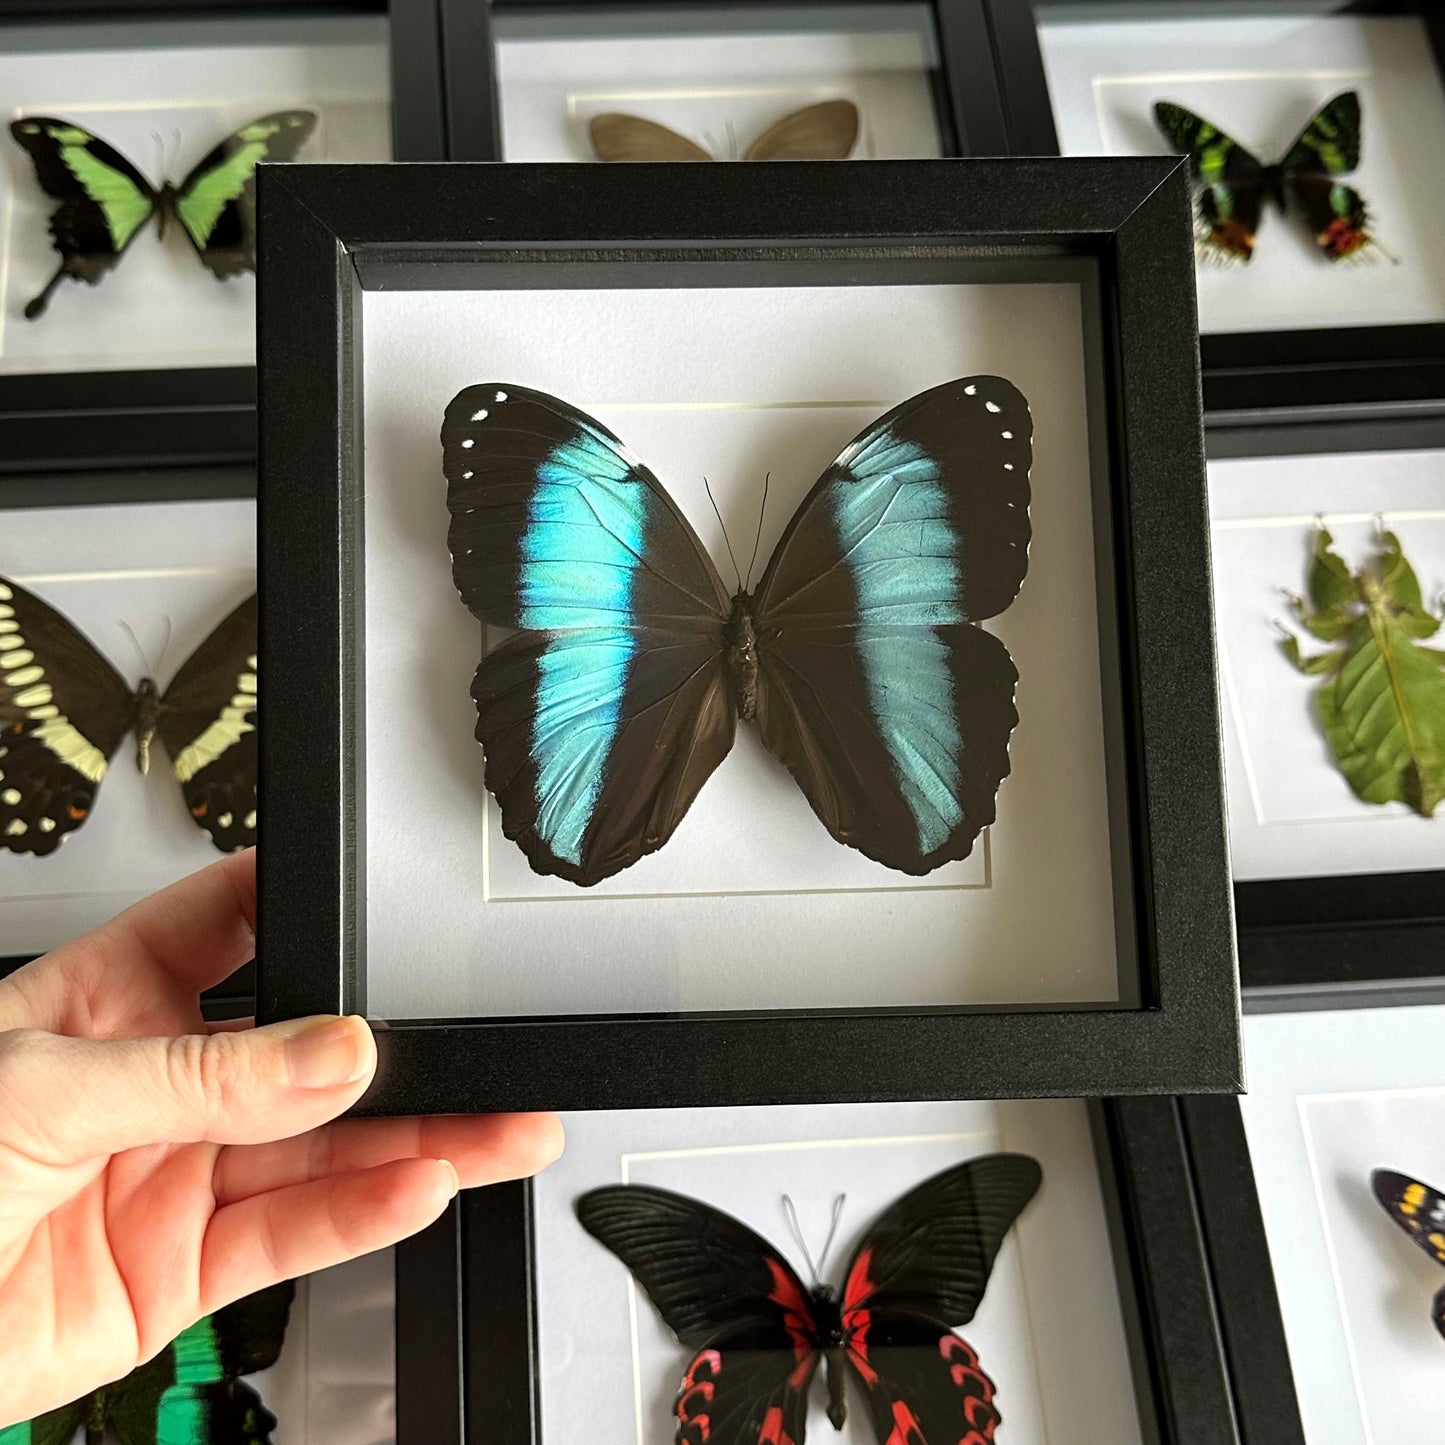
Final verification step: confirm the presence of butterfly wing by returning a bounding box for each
[444,385,735,887]
[1276,91,1380,261]
[155,594,257,853]
[172,111,316,279]
[840,1154,1042,1444]
[577,1186,820,1445]
[749,377,1031,876]
[744,100,859,160]
[8,116,158,316]
[1153,100,1267,263]
[0,576,134,855]
[0,1403,88,1444]
[1372,1169,1445,1338]
[589,113,714,162]
[108,1282,294,1445]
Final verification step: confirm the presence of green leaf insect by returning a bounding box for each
[1279,524,1445,817]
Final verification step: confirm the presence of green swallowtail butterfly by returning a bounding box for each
[8,111,316,319]
[0,1281,293,1444]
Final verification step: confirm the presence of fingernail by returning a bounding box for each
[439,1159,461,1198]
[280,1015,373,1089]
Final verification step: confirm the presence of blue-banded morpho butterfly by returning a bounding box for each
[0,1280,292,1445]
[443,378,1032,888]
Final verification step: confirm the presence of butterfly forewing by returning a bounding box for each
[444,385,735,886]
[0,1402,86,1445]
[0,576,134,855]
[173,110,316,278]
[1373,1168,1445,1339]
[750,377,1032,875]
[744,100,859,160]
[589,113,715,162]
[154,593,257,853]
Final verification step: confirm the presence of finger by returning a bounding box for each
[199,1157,458,1311]
[211,1111,564,1206]
[0,1015,376,1164]
[0,851,256,1034]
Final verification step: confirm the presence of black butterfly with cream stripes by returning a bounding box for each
[0,579,257,856]
[444,378,1032,887]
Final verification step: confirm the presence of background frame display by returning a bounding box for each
[981,0,1445,423]
[0,0,447,476]
[440,0,1013,163]
[252,154,1240,1112]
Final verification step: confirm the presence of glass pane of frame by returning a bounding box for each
[492,2,946,162]
[1240,1003,1445,1444]
[1035,3,1445,335]
[0,13,393,376]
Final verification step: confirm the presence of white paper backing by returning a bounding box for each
[0,17,391,374]
[232,1248,396,1445]
[360,280,1123,1019]
[496,9,942,161]
[1038,12,1445,334]
[534,1099,1144,1445]
[1240,1006,1445,1445]
[0,498,255,956]
[1208,448,1445,881]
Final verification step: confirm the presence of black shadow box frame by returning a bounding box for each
[0,463,258,1001]
[439,0,1014,162]
[981,0,1445,422]
[0,0,446,477]
[252,154,1241,1111]
[407,1099,1296,1445]
[1205,406,1445,1010]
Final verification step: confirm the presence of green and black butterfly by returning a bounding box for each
[0,1281,293,1445]
[0,577,258,857]
[8,110,316,319]
[1154,90,1389,265]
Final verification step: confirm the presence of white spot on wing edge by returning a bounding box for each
[471,409,488,421]
[495,390,507,402]
[5,819,25,836]
[461,438,474,449]
[964,384,977,396]
[985,401,1001,413]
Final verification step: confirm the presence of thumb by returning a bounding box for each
[0,1016,376,1164]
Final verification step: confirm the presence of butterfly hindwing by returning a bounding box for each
[444,385,735,886]
[172,111,316,278]
[589,113,715,162]
[1372,1168,1445,1338]
[0,576,132,855]
[744,100,859,161]
[1153,101,1266,263]
[155,593,257,853]
[8,116,159,316]
[750,377,1032,875]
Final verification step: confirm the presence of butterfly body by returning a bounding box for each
[0,579,258,856]
[9,110,316,317]
[1154,90,1386,264]
[444,378,1032,887]
[578,1155,1041,1445]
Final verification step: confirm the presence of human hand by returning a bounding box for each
[0,849,563,1425]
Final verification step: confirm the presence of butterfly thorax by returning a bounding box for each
[152,182,180,239]
[1259,164,1288,211]
[723,591,760,720]
[132,675,160,775]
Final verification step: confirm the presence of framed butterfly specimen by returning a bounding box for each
[589,100,859,163]
[0,579,257,856]
[444,378,1031,888]
[0,1280,293,1445]
[1372,1168,1445,1339]
[8,110,316,319]
[1153,91,1388,266]
[577,1155,1041,1444]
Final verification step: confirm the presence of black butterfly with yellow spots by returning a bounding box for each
[1372,1168,1445,1339]
[0,578,257,856]
[1154,91,1388,265]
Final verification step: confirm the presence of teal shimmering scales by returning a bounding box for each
[444,377,1033,887]
[0,1281,292,1444]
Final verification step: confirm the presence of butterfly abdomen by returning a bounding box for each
[724,591,760,721]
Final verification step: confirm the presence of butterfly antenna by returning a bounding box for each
[23,265,66,320]
[781,1194,822,1289]
[813,1194,847,1284]
[117,618,157,683]
[704,476,743,592]
[743,472,770,592]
